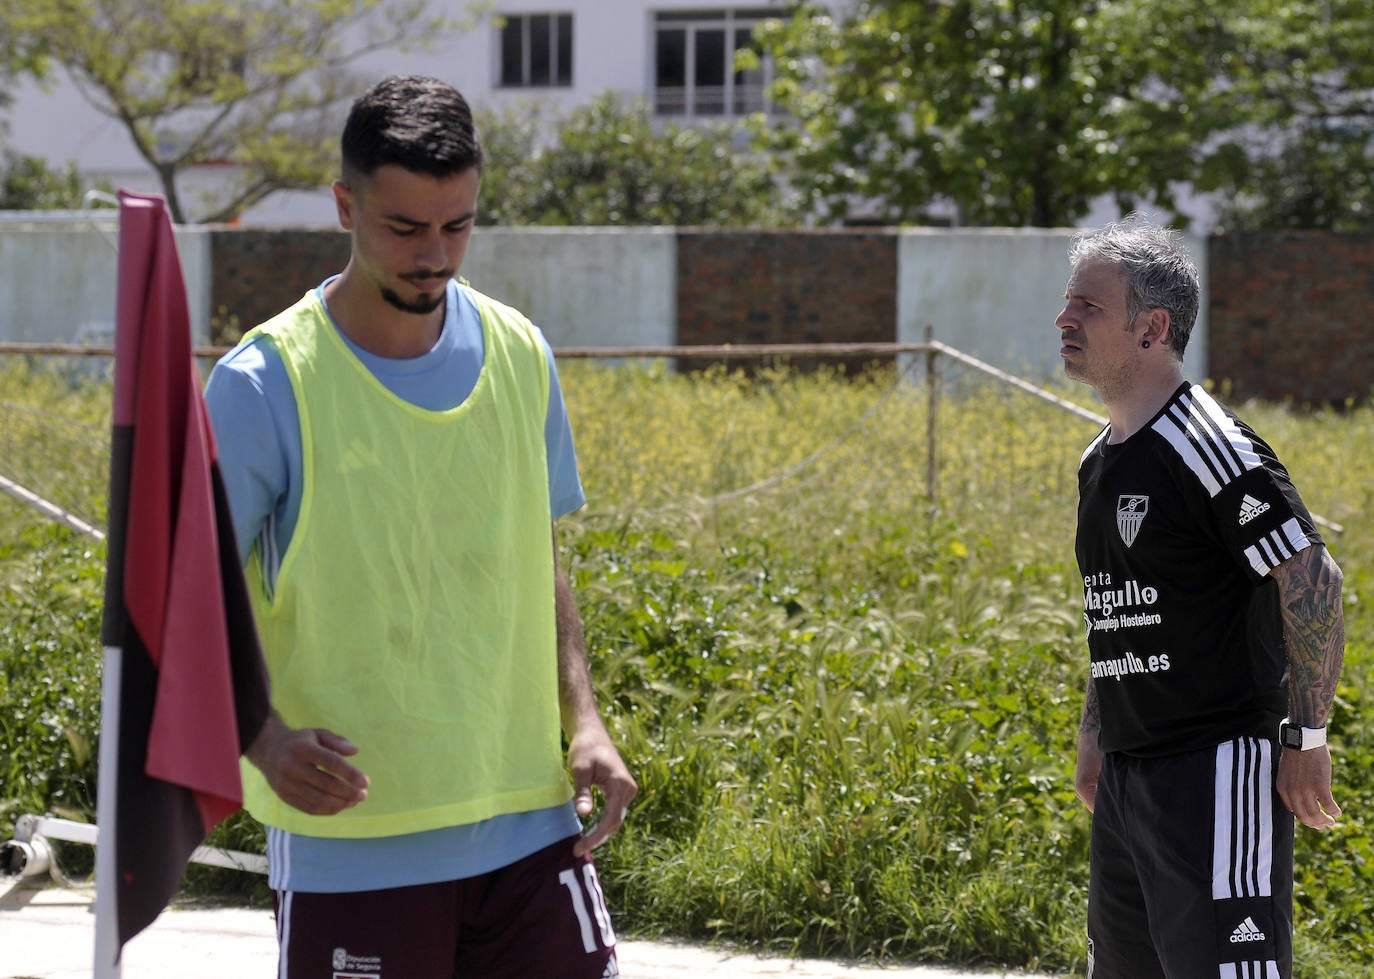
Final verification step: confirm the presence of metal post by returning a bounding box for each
[924,325,938,500]
[93,646,123,978]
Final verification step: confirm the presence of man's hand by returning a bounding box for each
[1278,744,1341,830]
[246,713,370,815]
[568,726,638,857]
[1075,729,1104,813]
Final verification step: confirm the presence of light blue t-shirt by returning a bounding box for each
[205,278,584,892]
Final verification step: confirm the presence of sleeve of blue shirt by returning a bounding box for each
[539,331,586,520]
[204,340,292,564]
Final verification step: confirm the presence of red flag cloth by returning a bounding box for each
[99,190,270,949]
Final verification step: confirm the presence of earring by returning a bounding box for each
[1141,339,1151,349]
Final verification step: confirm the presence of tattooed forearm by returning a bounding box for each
[1079,677,1102,738]
[1273,545,1345,727]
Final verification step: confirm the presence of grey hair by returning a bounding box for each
[1068,213,1199,358]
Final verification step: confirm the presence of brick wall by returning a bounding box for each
[205,227,1374,405]
[209,228,349,344]
[676,229,898,372]
[1209,232,1374,406]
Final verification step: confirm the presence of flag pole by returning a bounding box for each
[95,191,135,979]
[94,644,124,979]
[95,189,271,975]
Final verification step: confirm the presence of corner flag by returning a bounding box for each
[95,190,270,972]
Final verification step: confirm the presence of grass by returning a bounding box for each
[1,355,1371,976]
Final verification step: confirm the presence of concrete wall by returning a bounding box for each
[461,228,677,349]
[897,228,1209,383]
[17,223,1374,411]
[0,220,213,347]
[200,226,677,348]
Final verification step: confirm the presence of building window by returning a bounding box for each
[498,12,573,88]
[654,9,773,117]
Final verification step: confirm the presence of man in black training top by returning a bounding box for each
[1057,215,1345,979]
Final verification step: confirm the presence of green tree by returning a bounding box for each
[1210,127,1374,232]
[0,6,46,138]
[1146,0,1374,231]
[751,0,1374,230]
[473,100,548,224]
[7,0,484,224]
[478,93,797,226]
[0,152,113,210]
[749,0,1188,227]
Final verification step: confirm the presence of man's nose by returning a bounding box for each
[415,230,448,270]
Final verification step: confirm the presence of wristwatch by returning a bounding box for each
[1278,720,1327,750]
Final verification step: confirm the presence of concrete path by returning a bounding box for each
[0,880,1055,978]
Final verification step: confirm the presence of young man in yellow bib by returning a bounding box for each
[206,75,637,978]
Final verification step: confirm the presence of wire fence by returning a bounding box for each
[1,336,1114,549]
[0,381,109,539]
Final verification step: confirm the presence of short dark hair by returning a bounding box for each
[340,75,483,183]
[1069,213,1200,358]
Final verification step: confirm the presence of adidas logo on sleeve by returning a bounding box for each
[1229,916,1267,943]
[1238,494,1271,525]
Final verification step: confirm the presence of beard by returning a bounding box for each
[380,284,447,315]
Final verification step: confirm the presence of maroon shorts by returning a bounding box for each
[274,835,619,978]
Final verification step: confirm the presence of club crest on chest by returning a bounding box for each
[1116,495,1149,547]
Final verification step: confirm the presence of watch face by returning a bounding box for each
[1280,725,1302,749]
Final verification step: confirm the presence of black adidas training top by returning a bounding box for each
[1076,382,1322,757]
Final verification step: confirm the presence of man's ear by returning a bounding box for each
[1146,307,1172,346]
[333,180,355,231]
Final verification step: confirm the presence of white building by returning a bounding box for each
[5,1,828,225]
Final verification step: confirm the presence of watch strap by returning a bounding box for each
[1279,720,1327,750]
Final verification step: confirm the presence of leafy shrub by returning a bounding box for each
[2,358,1371,975]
